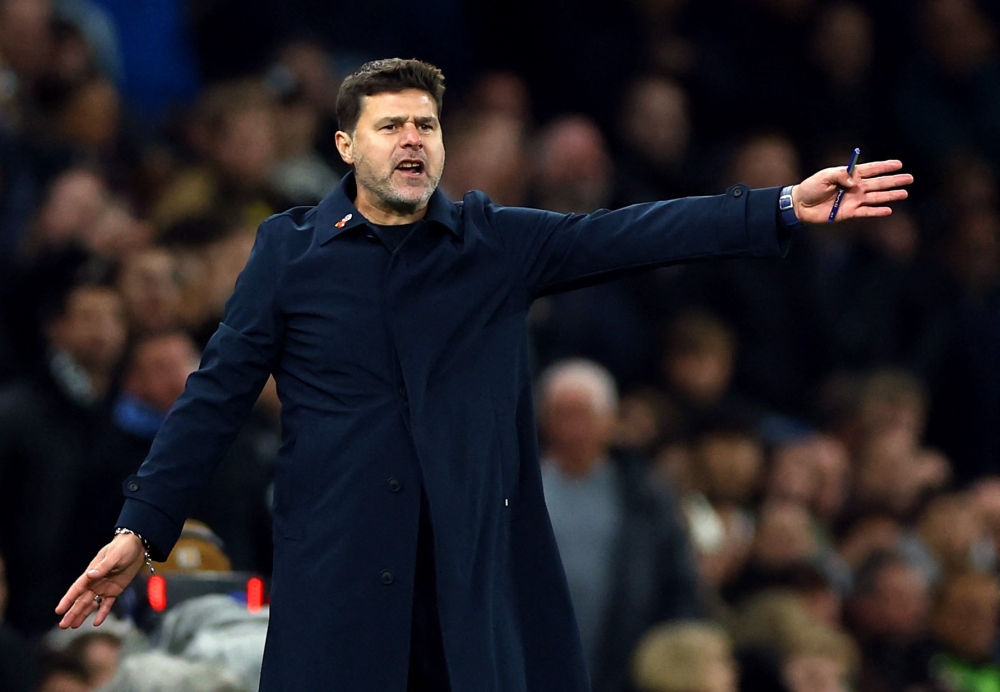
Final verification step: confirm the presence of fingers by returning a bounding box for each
[92,594,118,627]
[58,588,99,629]
[864,189,909,205]
[855,160,904,177]
[864,173,915,192]
[849,206,894,218]
[56,571,96,615]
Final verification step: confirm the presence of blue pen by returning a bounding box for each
[828,147,861,223]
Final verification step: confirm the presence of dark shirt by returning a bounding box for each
[371,222,420,254]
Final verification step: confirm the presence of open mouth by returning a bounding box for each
[395,161,425,178]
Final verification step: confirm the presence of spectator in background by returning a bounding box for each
[265,63,341,206]
[80,331,274,575]
[798,2,878,158]
[116,245,182,336]
[269,39,344,172]
[680,133,824,414]
[898,493,994,586]
[0,260,126,634]
[529,115,614,214]
[893,0,1000,173]
[158,215,257,347]
[34,652,90,692]
[682,426,763,593]
[736,589,858,692]
[440,112,529,206]
[837,514,905,571]
[465,70,533,124]
[780,620,859,692]
[528,116,655,387]
[724,499,824,606]
[930,571,1000,692]
[845,551,940,692]
[22,166,109,259]
[151,79,286,231]
[613,75,700,206]
[630,620,738,692]
[727,589,853,692]
[658,311,764,437]
[100,651,249,692]
[767,435,851,528]
[62,631,122,688]
[539,359,702,692]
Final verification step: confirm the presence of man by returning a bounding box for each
[538,359,702,692]
[57,58,912,692]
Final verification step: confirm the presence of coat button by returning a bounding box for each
[398,386,408,401]
[127,481,139,492]
[388,478,401,493]
[733,187,744,197]
[365,233,379,243]
[380,570,394,585]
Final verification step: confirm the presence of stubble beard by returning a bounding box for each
[354,151,443,215]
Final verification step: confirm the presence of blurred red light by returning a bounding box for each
[247,577,264,613]
[148,575,167,612]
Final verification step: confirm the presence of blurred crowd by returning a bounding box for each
[0,0,999,690]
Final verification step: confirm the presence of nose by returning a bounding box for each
[400,122,423,148]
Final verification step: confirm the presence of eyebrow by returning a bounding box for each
[378,115,438,126]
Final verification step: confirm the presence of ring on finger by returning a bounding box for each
[93,594,103,605]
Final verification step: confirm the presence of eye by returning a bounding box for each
[419,123,434,132]
[381,123,397,131]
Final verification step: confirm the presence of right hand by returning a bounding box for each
[55,533,147,628]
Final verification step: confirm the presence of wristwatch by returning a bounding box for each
[779,185,804,230]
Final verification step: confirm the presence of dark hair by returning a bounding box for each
[336,58,445,133]
[852,550,910,598]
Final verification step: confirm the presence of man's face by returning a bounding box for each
[338,89,445,215]
[127,334,200,413]
[48,286,127,373]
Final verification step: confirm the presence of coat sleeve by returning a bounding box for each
[486,186,790,298]
[116,217,286,560]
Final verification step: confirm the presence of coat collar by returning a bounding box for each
[316,171,461,245]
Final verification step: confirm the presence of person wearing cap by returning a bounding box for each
[57,58,912,692]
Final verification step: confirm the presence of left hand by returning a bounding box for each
[791,159,913,224]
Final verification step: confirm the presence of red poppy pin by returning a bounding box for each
[336,213,353,229]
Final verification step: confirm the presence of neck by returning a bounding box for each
[354,185,429,226]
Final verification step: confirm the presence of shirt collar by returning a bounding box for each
[315,170,461,245]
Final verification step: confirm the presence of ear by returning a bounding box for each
[335,130,354,165]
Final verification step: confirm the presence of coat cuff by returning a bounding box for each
[116,496,183,562]
[746,186,791,258]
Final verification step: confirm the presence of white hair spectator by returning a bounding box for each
[539,358,619,415]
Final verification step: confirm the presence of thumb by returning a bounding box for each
[86,559,108,578]
[831,167,857,189]
[86,551,116,578]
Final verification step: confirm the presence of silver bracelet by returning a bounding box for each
[115,527,155,574]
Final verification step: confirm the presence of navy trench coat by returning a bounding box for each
[118,173,789,691]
